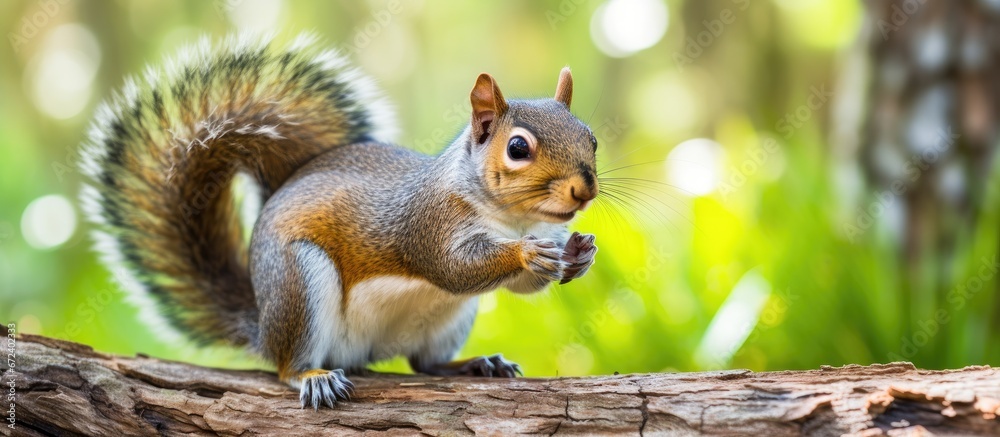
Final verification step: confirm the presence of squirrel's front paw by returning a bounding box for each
[520,236,567,282]
[298,369,354,410]
[560,232,597,284]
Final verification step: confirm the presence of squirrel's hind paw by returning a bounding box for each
[298,369,354,410]
[455,354,523,378]
[412,354,523,378]
[468,354,522,377]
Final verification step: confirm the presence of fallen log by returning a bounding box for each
[3,335,999,435]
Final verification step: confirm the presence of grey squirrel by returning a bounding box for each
[80,34,599,409]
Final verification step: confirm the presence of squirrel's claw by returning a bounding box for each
[489,354,522,378]
[453,354,522,378]
[560,233,598,284]
[512,362,524,377]
[299,369,353,410]
[522,237,567,282]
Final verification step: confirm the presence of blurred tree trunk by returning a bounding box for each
[847,0,1000,349]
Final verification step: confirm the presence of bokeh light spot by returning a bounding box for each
[631,72,703,136]
[227,0,284,32]
[772,0,862,49]
[21,194,77,250]
[28,24,100,120]
[17,314,42,334]
[694,268,772,368]
[591,0,669,57]
[666,138,726,196]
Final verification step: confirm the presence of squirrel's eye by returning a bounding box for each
[507,136,531,160]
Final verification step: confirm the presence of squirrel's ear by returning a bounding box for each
[554,67,573,109]
[470,73,508,145]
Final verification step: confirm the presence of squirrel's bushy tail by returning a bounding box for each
[80,34,394,346]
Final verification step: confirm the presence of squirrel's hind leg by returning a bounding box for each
[409,354,523,378]
[292,368,355,409]
[404,297,522,377]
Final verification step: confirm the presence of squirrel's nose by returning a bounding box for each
[570,185,596,202]
[570,184,597,211]
[570,186,595,212]
[570,166,598,210]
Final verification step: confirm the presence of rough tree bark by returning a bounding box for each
[3,335,999,436]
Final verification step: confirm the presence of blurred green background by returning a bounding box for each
[2,0,998,376]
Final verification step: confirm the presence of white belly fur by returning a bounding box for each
[293,241,478,371]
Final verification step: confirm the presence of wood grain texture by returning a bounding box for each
[3,335,999,436]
